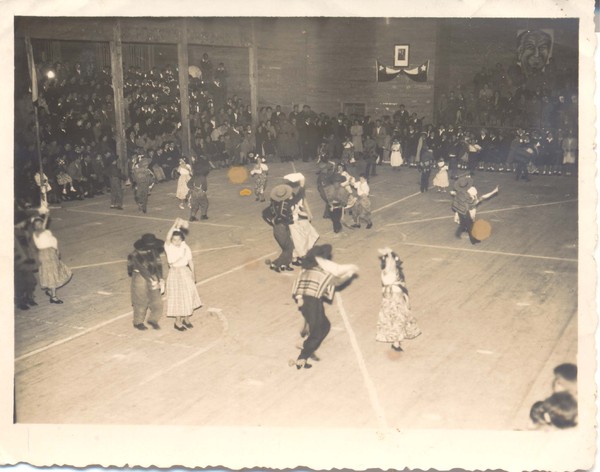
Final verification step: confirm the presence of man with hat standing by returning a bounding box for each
[132,151,155,214]
[263,184,295,272]
[107,155,126,210]
[127,233,165,330]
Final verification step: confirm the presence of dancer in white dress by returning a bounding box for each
[164,218,202,331]
[432,160,450,191]
[390,139,404,169]
[175,159,192,209]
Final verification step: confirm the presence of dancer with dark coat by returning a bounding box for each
[132,154,155,214]
[323,173,350,233]
[291,244,358,369]
[316,161,336,219]
[188,158,210,221]
[107,157,125,210]
[263,184,296,272]
[127,233,165,330]
[451,175,499,244]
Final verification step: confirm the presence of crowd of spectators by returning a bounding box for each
[14,51,579,209]
[438,62,578,130]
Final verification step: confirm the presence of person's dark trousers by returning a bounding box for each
[375,146,383,164]
[272,222,294,267]
[298,296,331,361]
[449,159,459,179]
[131,273,163,326]
[301,144,314,162]
[190,190,209,219]
[456,211,479,244]
[515,160,530,181]
[468,154,479,174]
[110,176,123,207]
[135,181,150,212]
[420,169,431,192]
[365,159,377,179]
[318,188,331,219]
[82,179,95,197]
[330,207,343,233]
[70,180,85,199]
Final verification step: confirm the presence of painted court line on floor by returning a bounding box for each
[372,191,421,214]
[69,244,244,270]
[335,293,388,429]
[132,310,230,390]
[398,241,577,262]
[15,250,277,362]
[66,208,242,228]
[385,198,578,227]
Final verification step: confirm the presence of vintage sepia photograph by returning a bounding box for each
[1,1,596,470]
[394,44,410,67]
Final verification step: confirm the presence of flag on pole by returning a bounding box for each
[24,37,38,102]
[402,60,429,82]
[376,60,403,82]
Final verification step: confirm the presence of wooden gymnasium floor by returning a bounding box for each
[13,159,578,429]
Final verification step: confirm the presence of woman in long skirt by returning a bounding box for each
[284,173,319,265]
[390,139,404,169]
[164,218,202,331]
[376,248,420,351]
[175,158,192,209]
[31,213,72,304]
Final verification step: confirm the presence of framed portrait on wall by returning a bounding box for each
[394,44,409,67]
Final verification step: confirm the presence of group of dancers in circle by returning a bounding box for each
[15,149,574,429]
[255,164,425,369]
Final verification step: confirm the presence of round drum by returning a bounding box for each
[471,219,492,241]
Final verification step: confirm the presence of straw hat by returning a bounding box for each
[270,184,293,202]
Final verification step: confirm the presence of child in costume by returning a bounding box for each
[250,154,269,202]
[432,160,449,192]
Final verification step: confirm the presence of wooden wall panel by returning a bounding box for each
[435,18,578,95]
[253,18,437,121]
[254,18,309,109]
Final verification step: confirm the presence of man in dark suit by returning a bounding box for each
[272,105,285,125]
[373,119,387,162]
[330,113,347,161]
[299,117,320,162]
